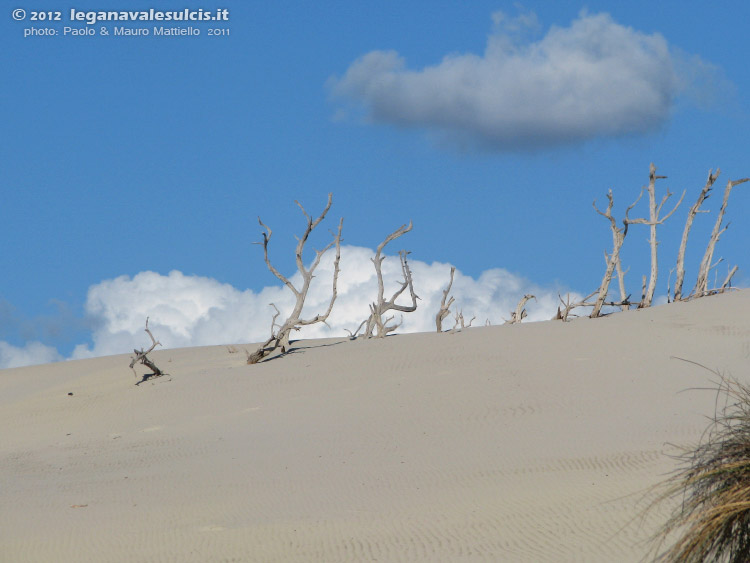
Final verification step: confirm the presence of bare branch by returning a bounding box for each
[257,218,297,296]
[554,291,597,321]
[248,194,343,364]
[591,190,633,318]
[720,265,739,290]
[129,318,165,383]
[673,168,720,301]
[361,223,420,338]
[667,268,674,303]
[506,294,535,324]
[624,163,686,308]
[449,309,475,333]
[345,319,367,340]
[268,303,282,334]
[693,177,749,298]
[296,217,343,327]
[436,266,456,333]
[615,260,630,311]
[458,311,475,329]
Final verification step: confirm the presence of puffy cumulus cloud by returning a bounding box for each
[329,10,717,150]
[0,341,62,369]
[71,270,282,359]
[71,245,581,359]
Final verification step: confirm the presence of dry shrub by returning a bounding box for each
[651,365,750,562]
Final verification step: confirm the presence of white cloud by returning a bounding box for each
[71,270,278,359]
[0,341,62,369]
[329,10,715,150]
[70,245,580,359]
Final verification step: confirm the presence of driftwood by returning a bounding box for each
[614,259,631,312]
[624,163,685,309]
[506,294,535,324]
[692,177,749,298]
[247,194,343,364]
[436,266,456,332]
[591,190,638,318]
[584,164,745,317]
[553,291,598,321]
[673,169,720,301]
[358,223,419,338]
[450,310,475,333]
[720,265,739,292]
[130,318,165,383]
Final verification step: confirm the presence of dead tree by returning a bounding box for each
[436,266,456,332]
[692,177,749,298]
[613,260,631,312]
[624,163,685,308]
[360,222,419,338]
[247,194,343,364]
[130,318,165,382]
[673,169,720,301]
[451,310,475,332]
[506,294,535,324]
[553,291,597,321]
[720,265,739,292]
[591,190,638,318]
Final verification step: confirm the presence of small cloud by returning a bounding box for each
[671,48,737,111]
[0,341,62,369]
[330,10,727,151]
[491,7,541,42]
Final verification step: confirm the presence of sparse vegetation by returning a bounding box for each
[557,163,747,321]
[130,317,166,383]
[436,266,456,333]
[229,162,746,361]
[351,222,419,338]
[505,294,536,324]
[650,364,750,562]
[246,193,343,364]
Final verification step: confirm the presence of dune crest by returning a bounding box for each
[2,290,749,562]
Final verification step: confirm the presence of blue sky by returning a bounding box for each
[2,1,749,367]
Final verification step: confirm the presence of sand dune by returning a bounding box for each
[2,290,749,562]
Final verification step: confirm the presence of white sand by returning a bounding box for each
[2,291,749,562]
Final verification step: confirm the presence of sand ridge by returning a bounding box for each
[1,290,749,561]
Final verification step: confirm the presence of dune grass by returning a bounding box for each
[650,367,750,562]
